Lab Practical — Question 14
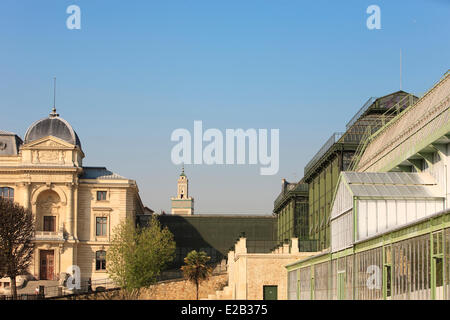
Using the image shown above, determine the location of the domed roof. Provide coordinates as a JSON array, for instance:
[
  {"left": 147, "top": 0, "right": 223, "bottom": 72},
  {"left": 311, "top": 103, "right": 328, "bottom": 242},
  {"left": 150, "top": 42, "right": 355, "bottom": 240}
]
[{"left": 24, "top": 108, "right": 81, "bottom": 148}]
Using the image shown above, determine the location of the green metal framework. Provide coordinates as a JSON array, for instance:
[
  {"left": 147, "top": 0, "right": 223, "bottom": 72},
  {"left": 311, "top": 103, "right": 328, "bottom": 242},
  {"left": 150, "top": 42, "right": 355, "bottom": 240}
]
[
  {"left": 286, "top": 209, "right": 450, "bottom": 300},
  {"left": 138, "top": 214, "right": 277, "bottom": 267},
  {"left": 274, "top": 182, "right": 310, "bottom": 243},
  {"left": 303, "top": 91, "right": 418, "bottom": 251},
  {"left": 349, "top": 93, "right": 418, "bottom": 171}
]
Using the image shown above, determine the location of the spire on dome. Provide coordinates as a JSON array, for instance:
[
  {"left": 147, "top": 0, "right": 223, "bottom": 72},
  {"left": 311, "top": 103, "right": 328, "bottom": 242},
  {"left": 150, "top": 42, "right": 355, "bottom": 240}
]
[
  {"left": 50, "top": 107, "right": 59, "bottom": 118},
  {"left": 49, "top": 77, "right": 59, "bottom": 118}
]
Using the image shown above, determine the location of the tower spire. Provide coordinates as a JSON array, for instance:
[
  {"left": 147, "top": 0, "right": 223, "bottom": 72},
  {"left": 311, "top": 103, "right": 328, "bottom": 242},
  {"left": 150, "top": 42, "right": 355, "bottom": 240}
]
[{"left": 50, "top": 77, "right": 59, "bottom": 118}]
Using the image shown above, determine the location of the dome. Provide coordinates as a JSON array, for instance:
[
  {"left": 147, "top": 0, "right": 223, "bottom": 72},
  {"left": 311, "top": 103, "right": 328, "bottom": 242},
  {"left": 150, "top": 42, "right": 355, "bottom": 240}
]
[{"left": 24, "top": 108, "right": 81, "bottom": 148}]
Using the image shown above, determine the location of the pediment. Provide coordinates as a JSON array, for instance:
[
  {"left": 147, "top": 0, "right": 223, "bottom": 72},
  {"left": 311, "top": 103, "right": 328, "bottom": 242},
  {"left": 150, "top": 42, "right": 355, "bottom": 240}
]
[{"left": 23, "top": 136, "right": 75, "bottom": 149}]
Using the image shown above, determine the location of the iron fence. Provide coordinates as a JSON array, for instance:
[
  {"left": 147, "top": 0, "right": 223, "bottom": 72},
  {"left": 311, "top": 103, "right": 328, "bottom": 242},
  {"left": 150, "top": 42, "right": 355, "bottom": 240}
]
[
  {"left": 245, "top": 239, "right": 319, "bottom": 254},
  {"left": 0, "top": 278, "right": 117, "bottom": 300},
  {"left": 0, "top": 294, "right": 44, "bottom": 301}
]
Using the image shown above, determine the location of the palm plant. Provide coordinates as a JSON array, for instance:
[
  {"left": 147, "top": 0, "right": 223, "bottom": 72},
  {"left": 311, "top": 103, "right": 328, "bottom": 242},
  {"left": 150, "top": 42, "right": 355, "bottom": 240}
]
[{"left": 181, "top": 250, "right": 212, "bottom": 300}]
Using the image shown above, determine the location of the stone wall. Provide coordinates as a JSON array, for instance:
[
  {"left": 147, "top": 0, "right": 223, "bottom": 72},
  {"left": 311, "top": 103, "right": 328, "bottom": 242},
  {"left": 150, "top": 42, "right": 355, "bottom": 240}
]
[
  {"left": 139, "top": 273, "right": 228, "bottom": 300},
  {"left": 227, "top": 237, "right": 320, "bottom": 300}
]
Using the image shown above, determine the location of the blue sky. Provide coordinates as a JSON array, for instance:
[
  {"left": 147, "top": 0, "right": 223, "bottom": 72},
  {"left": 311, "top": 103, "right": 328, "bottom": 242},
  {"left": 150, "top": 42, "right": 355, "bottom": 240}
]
[{"left": 1, "top": 0, "right": 449, "bottom": 214}]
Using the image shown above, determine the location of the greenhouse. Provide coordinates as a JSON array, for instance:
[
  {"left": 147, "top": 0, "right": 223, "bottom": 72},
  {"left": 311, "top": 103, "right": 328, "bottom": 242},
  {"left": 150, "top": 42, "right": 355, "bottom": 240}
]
[
  {"left": 287, "top": 208, "right": 450, "bottom": 300},
  {"left": 286, "top": 171, "right": 449, "bottom": 300}
]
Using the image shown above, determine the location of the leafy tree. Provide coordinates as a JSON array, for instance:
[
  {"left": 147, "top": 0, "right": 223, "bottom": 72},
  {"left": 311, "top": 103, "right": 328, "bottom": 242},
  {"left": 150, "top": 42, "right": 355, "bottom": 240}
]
[
  {"left": 107, "top": 216, "right": 175, "bottom": 294},
  {"left": 181, "top": 250, "right": 212, "bottom": 300},
  {"left": 0, "top": 198, "right": 35, "bottom": 299}
]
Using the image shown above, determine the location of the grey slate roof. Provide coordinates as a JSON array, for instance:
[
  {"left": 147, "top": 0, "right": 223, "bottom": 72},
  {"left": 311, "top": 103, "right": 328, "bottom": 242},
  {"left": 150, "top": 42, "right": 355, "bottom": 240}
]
[
  {"left": 342, "top": 172, "right": 443, "bottom": 198},
  {"left": 0, "top": 130, "right": 23, "bottom": 156},
  {"left": 80, "top": 167, "right": 127, "bottom": 180},
  {"left": 24, "top": 116, "right": 81, "bottom": 148}
]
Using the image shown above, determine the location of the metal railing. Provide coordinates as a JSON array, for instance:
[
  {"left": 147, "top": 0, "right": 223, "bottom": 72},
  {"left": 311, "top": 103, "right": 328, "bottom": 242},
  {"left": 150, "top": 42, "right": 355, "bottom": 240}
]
[
  {"left": 246, "top": 240, "right": 279, "bottom": 253},
  {"left": 0, "top": 278, "right": 118, "bottom": 300},
  {"left": 297, "top": 239, "right": 319, "bottom": 252},
  {"left": 346, "top": 97, "right": 378, "bottom": 130},
  {"left": 0, "top": 294, "right": 44, "bottom": 301},
  {"left": 347, "top": 125, "right": 373, "bottom": 171},
  {"left": 304, "top": 132, "right": 344, "bottom": 175},
  {"left": 274, "top": 183, "right": 308, "bottom": 210},
  {"left": 47, "top": 278, "right": 117, "bottom": 298},
  {"left": 245, "top": 239, "right": 319, "bottom": 254},
  {"left": 352, "top": 93, "right": 418, "bottom": 171}
]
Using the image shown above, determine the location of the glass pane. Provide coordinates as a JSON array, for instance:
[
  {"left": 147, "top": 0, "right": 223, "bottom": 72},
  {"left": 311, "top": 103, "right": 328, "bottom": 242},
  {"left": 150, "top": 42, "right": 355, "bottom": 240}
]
[
  {"left": 96, "top": 218, "right": 101, "bottom": 235},
  {"left": 43, "top": 216, "right": 56, "bottom": 232},
  {"left": 386, "top": 265, "right": 392, "bottom": 297},
  {"left": 436, "top": 258, "right": 443, "bottom": 287},
  {"left": 385, "top": 246, "right": 392, "bottom": 265},
  {"left": 96, "top": 217, "right": 107, "bottom": 236}
]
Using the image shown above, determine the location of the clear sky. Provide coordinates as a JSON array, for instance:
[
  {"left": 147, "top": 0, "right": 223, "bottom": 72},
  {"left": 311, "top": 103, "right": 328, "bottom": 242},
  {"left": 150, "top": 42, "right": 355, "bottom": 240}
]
[{"left": 1, "top": 0, "right": 449, "bottom": 214}]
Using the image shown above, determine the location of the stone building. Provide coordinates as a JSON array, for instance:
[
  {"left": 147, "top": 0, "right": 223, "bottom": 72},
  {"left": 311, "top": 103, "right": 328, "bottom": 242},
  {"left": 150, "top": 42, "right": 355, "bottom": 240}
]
[
  {"left": 0, "top": 108, "right": 144, "bottom": 284},
  {"left": 207, "top": 237, "right": 318, "bottom": 300}
]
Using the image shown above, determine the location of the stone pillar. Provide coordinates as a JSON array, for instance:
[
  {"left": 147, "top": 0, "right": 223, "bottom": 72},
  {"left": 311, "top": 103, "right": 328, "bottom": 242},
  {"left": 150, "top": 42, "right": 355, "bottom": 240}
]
[
  {"left": 22, "top": 182, "right": 31, "bottom": 210},
  {"left": 283, "top": 242, "right": 290, "bottom": 254},
  {"left": 291, "top": 238, "right": 299, "bottom": 254},
  {"left": 73, "top": 184, "right": 78, "bottom": 241},
  {"left": 66, "top": 183, "right": 74, "bottom": 240}
]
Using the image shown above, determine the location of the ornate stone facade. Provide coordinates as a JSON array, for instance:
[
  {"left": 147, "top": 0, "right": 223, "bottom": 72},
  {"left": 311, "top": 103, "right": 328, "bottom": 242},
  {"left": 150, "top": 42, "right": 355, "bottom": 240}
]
[{"left": 0, "top": 110, "right": 144, "bottom": 283}]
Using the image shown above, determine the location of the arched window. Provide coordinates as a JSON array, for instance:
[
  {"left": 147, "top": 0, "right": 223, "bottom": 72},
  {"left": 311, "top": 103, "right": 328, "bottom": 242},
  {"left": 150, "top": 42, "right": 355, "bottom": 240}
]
[
  {"left": 96, "top": 250, "right": 106, "bottom": 271},
  {"left": 0, "top": 187, "right": 14, "bottom": 201}
]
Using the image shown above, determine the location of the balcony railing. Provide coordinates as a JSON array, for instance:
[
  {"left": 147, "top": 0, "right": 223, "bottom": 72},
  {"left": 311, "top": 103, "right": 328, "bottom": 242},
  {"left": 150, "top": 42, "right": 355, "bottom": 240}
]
[{"left": 34, "top": 231, "right": 64, "bottom": 241}]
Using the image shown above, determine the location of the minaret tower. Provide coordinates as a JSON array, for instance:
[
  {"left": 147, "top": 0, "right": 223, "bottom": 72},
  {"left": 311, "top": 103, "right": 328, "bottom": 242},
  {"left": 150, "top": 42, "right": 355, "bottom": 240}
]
[{"left": 171, "top": 166, "right": 194, "bottom": 215}]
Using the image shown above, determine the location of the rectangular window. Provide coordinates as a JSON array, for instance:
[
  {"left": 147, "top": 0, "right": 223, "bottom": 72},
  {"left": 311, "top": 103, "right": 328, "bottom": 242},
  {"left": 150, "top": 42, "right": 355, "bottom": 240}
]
[
  {"left": 96, "top": 251, "right": 106, "bottom": 271},
  {"left": 0, "top": 187, "right": 14, "bottom": 201},
  {"left": 43, "top": 216, "right": 56, "bottom": 232},
  {"left": 97, "top": 191, "right": 107, "bottom": 201},
  {"left": 96, "top": 217, "right": 107, "bottom": 236}
]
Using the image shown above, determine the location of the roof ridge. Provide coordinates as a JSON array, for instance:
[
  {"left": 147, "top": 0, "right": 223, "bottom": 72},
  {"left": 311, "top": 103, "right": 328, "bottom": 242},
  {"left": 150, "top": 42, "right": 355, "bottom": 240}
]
[{"left": 0, "top": 130, "right": 17, "bottom": 135}]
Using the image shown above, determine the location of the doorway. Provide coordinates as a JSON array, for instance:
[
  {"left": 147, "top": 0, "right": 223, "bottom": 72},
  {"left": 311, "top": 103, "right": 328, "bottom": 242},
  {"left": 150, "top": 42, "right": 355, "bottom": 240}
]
[
  {"left": 39, "top": 250, "right": 54, "bottom": 280},
  {"left": 263, "top": 285, "right": 278, "bottom": 300},
  {"left": 337, "top": 272, "right": 346, "bottom": 300}
]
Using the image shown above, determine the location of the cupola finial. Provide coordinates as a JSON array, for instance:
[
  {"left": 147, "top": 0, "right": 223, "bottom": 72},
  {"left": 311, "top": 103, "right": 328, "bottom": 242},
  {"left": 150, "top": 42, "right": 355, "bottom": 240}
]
[{"left": 50, "top": 77, "right": 59, "bottom": 118}]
